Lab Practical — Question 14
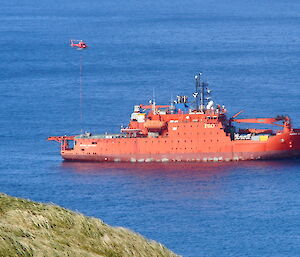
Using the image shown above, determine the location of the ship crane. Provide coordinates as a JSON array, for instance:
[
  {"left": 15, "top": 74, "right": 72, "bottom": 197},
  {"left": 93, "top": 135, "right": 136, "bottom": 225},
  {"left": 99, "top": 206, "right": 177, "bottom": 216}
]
[
  {"left": 232, "top": 116, "right": 290, "bottom": 127},
  {"left": 232, "top": 116, "right": 291, "bottom": 135}
]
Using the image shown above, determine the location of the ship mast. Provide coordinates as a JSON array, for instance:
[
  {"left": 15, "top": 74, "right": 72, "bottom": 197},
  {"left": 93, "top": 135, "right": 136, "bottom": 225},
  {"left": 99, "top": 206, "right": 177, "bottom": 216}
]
[
  {"left": 194, "top": 73, "right": 205, "bottom": 112},
  {"left": 194, "top": 73, "right": 212, "bottom": 112}
]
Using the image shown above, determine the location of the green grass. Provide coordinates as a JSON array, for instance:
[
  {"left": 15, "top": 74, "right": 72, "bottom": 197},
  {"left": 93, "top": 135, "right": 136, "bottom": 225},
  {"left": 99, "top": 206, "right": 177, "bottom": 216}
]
[{"left": 0, "top": 193, "right": 180, "bottom": 257}]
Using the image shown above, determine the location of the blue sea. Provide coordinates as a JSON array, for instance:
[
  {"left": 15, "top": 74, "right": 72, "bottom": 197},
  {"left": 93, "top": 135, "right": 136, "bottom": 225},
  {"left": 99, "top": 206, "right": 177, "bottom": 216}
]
[{"left": 1, "top": 0, "right": 300, "bottom": 256}]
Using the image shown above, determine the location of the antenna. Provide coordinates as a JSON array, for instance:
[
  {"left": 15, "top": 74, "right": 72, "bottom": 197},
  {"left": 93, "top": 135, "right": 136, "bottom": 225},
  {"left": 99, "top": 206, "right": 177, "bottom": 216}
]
[
  {"left": 152, "top": 88, "right": 156, "bottom": 114},
  {"left": 70, "top": 40, "right": 88, "bottom": 133}
]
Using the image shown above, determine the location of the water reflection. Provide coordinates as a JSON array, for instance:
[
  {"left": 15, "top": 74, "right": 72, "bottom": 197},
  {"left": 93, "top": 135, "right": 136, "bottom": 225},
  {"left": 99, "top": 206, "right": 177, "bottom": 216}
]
[
  {"left": 61, "top": 161, "right": 229, "bottom": 175},
  {"left": 59, "top": 159, "right": 300, "bottom": 178},
  {"left": 56, "top": 159, "right": 300, "bottom": 219}
]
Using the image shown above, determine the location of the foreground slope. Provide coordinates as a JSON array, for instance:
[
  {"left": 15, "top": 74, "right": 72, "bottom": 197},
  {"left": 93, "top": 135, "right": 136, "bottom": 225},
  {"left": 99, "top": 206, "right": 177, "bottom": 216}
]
[{"left": 0, "top": 193, "right": 179, "bottom": 257}]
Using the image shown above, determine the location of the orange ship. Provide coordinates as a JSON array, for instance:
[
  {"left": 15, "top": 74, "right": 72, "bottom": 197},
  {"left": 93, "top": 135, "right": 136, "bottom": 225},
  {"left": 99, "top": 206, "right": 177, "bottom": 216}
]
[{"left": 48, "top": 73, "right": 300, "bottom": 162}]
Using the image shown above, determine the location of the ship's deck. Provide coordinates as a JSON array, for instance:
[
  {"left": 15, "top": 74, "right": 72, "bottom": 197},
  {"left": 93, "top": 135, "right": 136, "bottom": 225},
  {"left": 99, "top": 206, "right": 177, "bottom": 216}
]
[{"left": 74, "top": 134, "right": 127, "bottom": 139}]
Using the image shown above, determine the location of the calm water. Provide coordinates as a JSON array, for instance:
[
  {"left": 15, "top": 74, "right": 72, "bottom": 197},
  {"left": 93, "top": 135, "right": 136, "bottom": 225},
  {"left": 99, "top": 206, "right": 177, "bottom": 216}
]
[{"left": 1, "top": 0, "right": 300, "bottom": 256}]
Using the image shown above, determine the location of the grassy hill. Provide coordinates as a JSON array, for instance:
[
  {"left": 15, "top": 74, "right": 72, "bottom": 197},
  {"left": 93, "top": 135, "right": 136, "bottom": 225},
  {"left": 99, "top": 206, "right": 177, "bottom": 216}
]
[{"left": 0, "top": 193, "right": 180, "bottom": 257}]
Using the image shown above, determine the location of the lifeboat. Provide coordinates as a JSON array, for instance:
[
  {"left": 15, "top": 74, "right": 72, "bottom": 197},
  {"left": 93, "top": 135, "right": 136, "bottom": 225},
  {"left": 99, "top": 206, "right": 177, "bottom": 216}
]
[{"left": 144, "top": 120, "right": 166, "bottom": 131}]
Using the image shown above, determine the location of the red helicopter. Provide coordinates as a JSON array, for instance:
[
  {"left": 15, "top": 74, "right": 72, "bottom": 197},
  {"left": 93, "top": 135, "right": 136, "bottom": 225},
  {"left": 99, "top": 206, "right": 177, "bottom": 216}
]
[{"left": 70, "top": 39, "right": 88, "bottom": 49}]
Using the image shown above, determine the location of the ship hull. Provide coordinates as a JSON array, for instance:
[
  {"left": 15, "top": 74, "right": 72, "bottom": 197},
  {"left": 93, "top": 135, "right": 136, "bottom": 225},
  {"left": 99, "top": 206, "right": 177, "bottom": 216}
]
[
  {"left": 59, "top": 129, "right": 300, "bottom": 162},
  {"left": 62, "top": 149, "right": 300, "bottom": 162}
]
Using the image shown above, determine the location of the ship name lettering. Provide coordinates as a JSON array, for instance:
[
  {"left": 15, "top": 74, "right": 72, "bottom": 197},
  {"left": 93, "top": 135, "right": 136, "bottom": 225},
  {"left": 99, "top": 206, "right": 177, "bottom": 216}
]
[{"left": 204, "top": 124, "right": 216, "bottom": 128}]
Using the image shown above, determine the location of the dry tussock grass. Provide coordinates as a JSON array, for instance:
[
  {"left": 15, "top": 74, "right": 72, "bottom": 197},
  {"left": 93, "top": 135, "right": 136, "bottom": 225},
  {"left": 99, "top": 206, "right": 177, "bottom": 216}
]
[{"left": 0, "top": 193, "right": 180, "bottom": 257}]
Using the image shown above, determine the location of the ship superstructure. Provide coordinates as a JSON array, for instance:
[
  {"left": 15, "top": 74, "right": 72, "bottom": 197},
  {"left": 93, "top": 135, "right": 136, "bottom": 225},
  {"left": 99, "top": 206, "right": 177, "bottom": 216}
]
[{"left": 49, "top": 74, "right": 300, "bottom": 162}]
